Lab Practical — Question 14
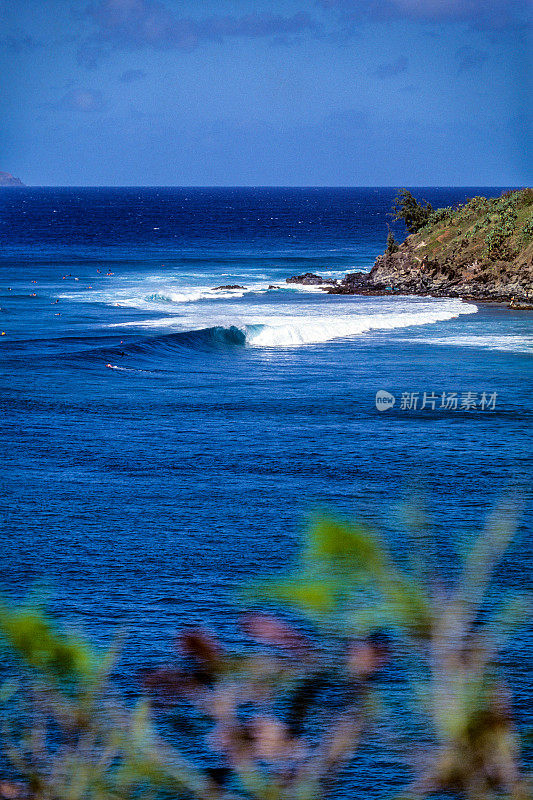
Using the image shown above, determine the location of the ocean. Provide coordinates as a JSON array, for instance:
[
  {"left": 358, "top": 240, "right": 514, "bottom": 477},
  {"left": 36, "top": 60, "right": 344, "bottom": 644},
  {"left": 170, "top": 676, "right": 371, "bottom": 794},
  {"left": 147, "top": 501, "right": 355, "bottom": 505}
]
[{"left": 0, "top": 187, "right": 531, "bottom": 794}]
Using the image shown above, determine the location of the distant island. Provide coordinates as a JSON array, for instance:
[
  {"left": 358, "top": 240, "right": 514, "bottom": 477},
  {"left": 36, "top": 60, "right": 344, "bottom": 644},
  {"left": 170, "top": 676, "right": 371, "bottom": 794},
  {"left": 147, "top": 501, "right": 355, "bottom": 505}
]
[
  {"left": 0, "top": 171, "right": 24, "bottom": 186},
  {"left": 287, "top": 188, "right": 533, "bottom": 308}
]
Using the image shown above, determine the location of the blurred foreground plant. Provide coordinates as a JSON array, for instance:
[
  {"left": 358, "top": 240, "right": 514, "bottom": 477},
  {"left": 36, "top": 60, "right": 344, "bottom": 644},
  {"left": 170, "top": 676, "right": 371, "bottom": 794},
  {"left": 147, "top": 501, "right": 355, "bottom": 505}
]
[{"left": 0, "top": 502, "right": 531, "bottom": 799}]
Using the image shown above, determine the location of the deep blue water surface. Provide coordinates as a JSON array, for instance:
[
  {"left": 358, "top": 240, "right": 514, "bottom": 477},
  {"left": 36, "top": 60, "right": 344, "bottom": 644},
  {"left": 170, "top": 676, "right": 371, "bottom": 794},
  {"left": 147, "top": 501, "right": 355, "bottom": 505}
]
[{"left": 0, "top": 188, "right": 531, "bottom": 794}]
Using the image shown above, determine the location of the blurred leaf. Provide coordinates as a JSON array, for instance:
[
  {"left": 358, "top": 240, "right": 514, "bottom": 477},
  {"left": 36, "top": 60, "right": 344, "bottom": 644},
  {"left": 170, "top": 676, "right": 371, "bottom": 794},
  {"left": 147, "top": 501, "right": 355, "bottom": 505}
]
[
  {"left": 243, "top": 578, "right": 337, "bottom": 614},
  {"left": 306, "top": 517, "right": 433, "bottom": 637},
  {"left": 0, "top": 602, "right": 95, "bottom": 681},
  {"left": 481, "top": 593, "right": 533, "bottom": 663},
  {"left": 293, "top": 778, "right": 322, "bottom": 800},
  {"left": 241, "top": 613, "right": 312, "bottom": 655},
  {"left": 381, "top": 578, "right": 433, "bottom": 639},
  {"left": 456, "top": 500, "right": 520, "bottom": 621},
  {"left": 179, "top": 628, "right": 223, "bottom": 669},
  {"left": 0, "top": 679, "right": 18, "bottom": 704},
  {"left": 345, "top": 591, "right": 430, "bottom": 640},
  {"left": 342, "top": 603, "right": 397, "bottom": 635},
  {"left": 304, "top": 515, "right": 390, "bottom": 579},
  {"left": 131, "top": 699, "right": 152, "bottom": 748},
  {"left": 394, "top": 494, "right": 434, "bottom": 584},
  {"left": 0, "top": 500, "right": 529, "bottom": 800}
]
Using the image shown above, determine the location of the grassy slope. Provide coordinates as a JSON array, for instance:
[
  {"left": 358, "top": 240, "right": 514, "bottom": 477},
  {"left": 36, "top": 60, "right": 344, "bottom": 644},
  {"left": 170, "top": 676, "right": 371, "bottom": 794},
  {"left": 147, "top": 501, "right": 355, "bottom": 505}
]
[{"left": 413, "top": 188, "right": 533, "bottom": 272}]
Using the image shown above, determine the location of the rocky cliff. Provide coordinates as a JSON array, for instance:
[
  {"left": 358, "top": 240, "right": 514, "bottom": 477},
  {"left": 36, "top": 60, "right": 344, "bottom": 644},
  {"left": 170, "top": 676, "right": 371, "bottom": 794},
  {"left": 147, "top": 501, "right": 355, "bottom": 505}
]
[
  {"left": 367, "top": 189, "right": 533, "bottom": 305},
  {"left": 288, "top": 189, "right": 533, "bottom": 307},
  {"left": 0, "top": 171, "right": 24, "bottom": 186}
]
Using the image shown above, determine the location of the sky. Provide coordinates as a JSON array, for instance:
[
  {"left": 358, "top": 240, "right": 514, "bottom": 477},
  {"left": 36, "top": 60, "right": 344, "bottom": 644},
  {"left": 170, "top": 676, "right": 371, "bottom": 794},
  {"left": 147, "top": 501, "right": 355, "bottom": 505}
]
[{"left": 1, "top": 0, "right": 531, "bottom": 186}]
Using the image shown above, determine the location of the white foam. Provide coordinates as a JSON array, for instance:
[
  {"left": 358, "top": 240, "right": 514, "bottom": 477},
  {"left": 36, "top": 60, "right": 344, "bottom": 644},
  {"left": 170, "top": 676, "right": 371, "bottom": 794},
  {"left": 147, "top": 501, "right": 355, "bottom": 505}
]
[
  {"left": 146, "top": 285, "right": 256, "bottom": 303},
  {"left": 244, "top": 306, "right": 477, "bottom": 347},
  {"left": 399, "top": 334, "right": 533, "bottom": 355},
  {"left": 58, "top": 279, "right": 326, "bottom": 309},
  {"left": 58, "top": 268, "right": 480, "bottom": 349},
  {"left": 105, "top": 364, "right": 156, "bottom": 373},
  {"left": 105, "top": 297, "right": 478, "bottom": 347}
]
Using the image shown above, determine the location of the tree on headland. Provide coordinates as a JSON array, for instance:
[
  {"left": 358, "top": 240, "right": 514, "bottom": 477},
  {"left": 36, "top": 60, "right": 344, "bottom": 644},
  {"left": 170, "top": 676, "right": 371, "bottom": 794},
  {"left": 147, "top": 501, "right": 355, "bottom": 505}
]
[
  {"left": 386, "top": 228, "right": 399, "bottom": 254},
  {"left": 393, "top": 188, "right": 433, "bottom": 233}
]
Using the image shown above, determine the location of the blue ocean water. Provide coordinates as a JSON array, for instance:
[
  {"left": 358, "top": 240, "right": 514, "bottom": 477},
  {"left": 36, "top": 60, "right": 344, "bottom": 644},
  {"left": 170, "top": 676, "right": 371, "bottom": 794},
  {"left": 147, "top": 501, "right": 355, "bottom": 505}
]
[{"left": 0, "top": 188, "right": 532, "bottom": 793}]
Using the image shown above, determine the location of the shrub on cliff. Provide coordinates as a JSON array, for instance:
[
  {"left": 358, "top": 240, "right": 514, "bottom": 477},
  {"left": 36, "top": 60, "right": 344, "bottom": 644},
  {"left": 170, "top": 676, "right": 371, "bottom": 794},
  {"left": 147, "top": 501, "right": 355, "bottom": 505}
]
[
  {"left": 392, "top": 189, "right": 434, "bottom": 233},
  {"left": 519, "top": 215, "right": 533, "bottom": 244},
  {"left": 427, "top": 206, "right": 454, "bottom": 226},
  {"left": 386, "top": 229, "right": 399, "bottom": 254},
  {"left": 466, "top": 196, "right": 490, "bottom": 213},
  {"left": 484, "top": 203, "right": 518, "bottom": 260}
]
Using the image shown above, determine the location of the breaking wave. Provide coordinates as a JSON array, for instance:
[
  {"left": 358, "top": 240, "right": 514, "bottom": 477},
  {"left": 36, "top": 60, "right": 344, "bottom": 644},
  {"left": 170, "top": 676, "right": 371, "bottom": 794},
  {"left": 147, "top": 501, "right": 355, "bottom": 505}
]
[
  {"left": 242, "top": 304, "right": 477, "bottom": 346},
  {"left": 83, "top": 300, "right": 478, "bottom": 365}
]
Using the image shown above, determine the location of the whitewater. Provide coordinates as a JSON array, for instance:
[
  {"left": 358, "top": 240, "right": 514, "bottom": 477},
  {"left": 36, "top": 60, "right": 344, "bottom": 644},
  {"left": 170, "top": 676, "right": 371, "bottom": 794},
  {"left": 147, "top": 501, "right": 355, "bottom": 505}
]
[{"left": 60, "top": 274, "right": 478, "bottom": 349}]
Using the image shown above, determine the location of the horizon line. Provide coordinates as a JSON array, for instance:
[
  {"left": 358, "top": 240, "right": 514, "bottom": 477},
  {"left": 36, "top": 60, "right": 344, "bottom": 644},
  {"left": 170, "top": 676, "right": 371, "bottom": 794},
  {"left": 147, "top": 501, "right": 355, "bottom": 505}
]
[{"left": 1, "top": 184, "right": 527, "bottom": 190}]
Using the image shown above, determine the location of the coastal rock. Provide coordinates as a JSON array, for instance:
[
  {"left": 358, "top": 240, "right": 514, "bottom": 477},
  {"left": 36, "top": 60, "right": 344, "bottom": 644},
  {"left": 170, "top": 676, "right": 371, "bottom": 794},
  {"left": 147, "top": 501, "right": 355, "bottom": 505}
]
[
  {"left": 327, "top": 271, "right": 375, "bottom": 294},
  {"left": 212, "top": 284, "right": 246, "bottom": 290},
  {"left": 0, "top": 171, "right": 24, "bottom": 187},
  {"left": 286, "top": 272, "right": 336, "bottom": 285},
  {"left": 365, "top": 246, "right": 533, "bottom": 304}
]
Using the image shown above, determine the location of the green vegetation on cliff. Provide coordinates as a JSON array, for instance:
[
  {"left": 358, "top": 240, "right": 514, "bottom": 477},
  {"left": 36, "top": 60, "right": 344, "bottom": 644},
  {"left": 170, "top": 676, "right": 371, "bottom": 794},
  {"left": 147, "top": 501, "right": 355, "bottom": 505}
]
[
  {"left": 370, "top": 188, "right": 533, "bottom": 303},
  {"left": 393, "top": 188, "right": 434, "bottom": 233},
  {"left": 410, "top": 188, "right": 533, "bottom": 267}
]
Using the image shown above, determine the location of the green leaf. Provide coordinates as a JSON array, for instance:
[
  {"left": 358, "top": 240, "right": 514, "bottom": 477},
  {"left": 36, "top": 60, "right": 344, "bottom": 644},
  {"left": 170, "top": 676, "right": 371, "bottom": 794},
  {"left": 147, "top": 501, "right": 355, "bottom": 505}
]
[
  {"left": 381, "top": 578, "right": 433, "bottom": 639},
  {"left": 243, "top": 578, "right": 337, "bottom": 613},
  {"left": 0, "top": 602, "right": 95, "bottom": 681},
  {"left": 482, "top": 593, "right": 532, "bottom": 655},
  {"left": 304, "top": 515, "right": 390, "bottom": 579},
  {"left": 344, "top": 578, "right": 433, "bottom": 639}
]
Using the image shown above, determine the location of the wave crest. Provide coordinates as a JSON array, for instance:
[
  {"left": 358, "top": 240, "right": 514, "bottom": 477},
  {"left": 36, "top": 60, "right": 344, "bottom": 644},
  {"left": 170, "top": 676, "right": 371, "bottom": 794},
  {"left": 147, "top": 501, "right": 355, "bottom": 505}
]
[
  {"left": 244, "top": 303, "right": 478, "bottom": 346},
  {"left": 94, "top": 301, "right": 478, "bottom": 359}
]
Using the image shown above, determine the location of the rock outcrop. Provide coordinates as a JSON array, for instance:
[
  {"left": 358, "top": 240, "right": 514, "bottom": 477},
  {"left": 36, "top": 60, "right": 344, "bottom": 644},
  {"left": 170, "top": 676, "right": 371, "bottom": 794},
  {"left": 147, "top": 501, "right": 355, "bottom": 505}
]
[
  {"left": 0, "top": 171, "right": 24, "bottom": 187},
  {"left": 285, "top": 273, "right": 336, "bottom": 285},
  {"left": 287, "top": 189, "right": 533, "bottom": 306}
]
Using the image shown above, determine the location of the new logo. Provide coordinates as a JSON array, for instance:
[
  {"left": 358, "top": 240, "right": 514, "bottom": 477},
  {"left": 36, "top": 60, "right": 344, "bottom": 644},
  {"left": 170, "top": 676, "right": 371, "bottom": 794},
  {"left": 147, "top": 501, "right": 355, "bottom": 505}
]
[{"left": 375, "top": 390, "right": 396, "bottom": 411}]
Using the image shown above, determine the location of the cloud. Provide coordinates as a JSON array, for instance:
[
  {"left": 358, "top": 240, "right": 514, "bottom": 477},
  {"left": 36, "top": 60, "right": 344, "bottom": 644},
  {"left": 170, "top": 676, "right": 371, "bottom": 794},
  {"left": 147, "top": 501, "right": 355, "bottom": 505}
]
[
  {"left": 79, "top": 0, "right": 318, "bottom": 64},
  {"left": 374, "top": 55, "right": 408, "bottom": 78},
  {"left": 318, "top": 0, "right": 531, "bottom": 30},
  {"left": 456, "top": 46, "right": 488, "bottom": 73},
  {"left": 119, "top": 68, "right": 147, "bottom": 82},
  {"left": 54, "top": 89, "right": 106, "bottom": 112}
]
